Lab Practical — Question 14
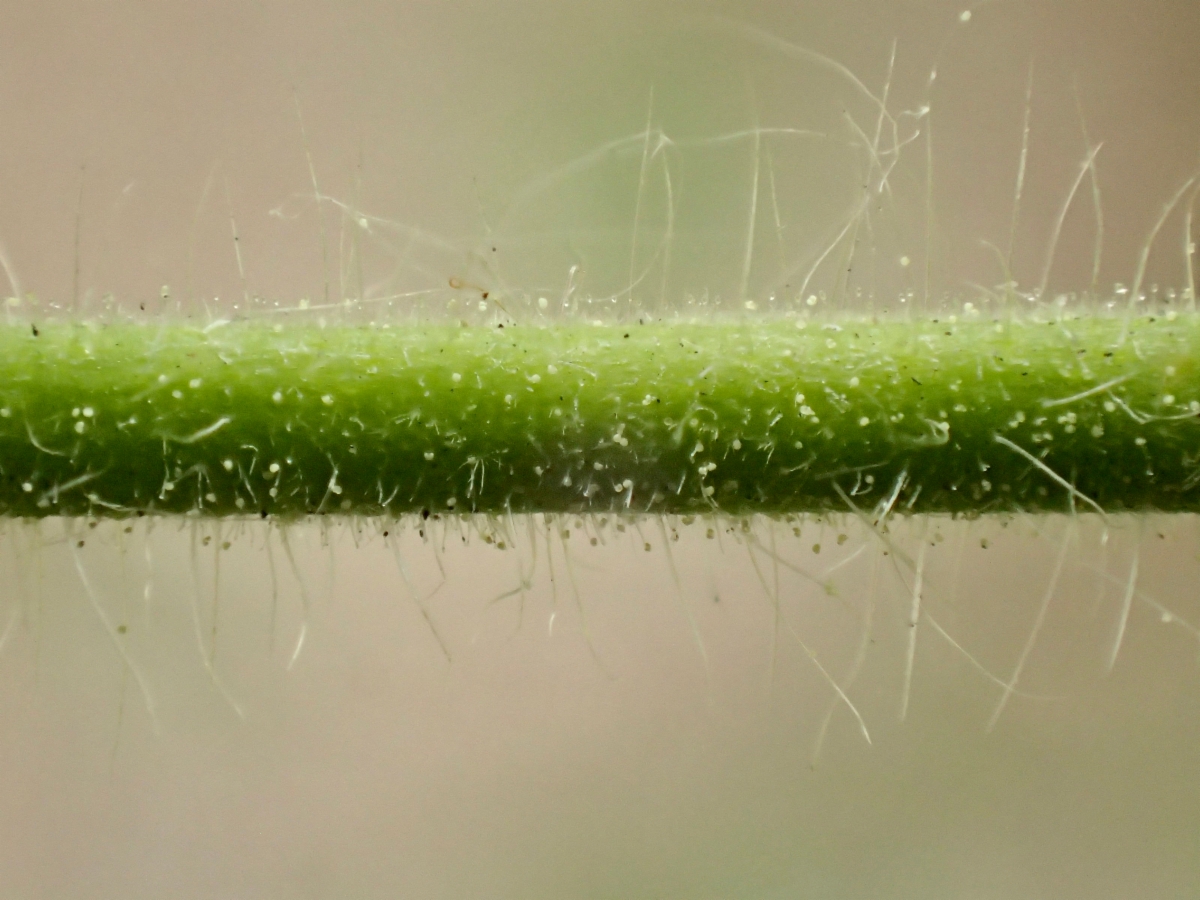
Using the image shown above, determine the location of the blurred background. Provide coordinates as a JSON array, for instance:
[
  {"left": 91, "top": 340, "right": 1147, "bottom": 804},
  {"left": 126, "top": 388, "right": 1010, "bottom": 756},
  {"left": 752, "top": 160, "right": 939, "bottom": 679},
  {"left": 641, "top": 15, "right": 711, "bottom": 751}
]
[{"left": 1, "top": 1, "right": 1199, "bottom": 897}]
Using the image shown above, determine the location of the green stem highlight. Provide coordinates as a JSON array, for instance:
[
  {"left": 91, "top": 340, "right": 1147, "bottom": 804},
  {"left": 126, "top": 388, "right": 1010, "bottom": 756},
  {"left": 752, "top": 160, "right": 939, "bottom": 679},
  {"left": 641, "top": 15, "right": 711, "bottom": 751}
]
[{"left": 0, "top": 312, "right": 1197, "bottom": 519}]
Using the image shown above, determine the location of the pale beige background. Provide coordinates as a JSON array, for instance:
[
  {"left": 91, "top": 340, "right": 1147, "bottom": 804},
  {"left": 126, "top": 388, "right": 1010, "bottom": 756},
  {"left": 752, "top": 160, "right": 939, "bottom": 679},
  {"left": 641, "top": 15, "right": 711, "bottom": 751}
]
[{"left": 0, "top": 2, "right": 1199, "bottom": 898}]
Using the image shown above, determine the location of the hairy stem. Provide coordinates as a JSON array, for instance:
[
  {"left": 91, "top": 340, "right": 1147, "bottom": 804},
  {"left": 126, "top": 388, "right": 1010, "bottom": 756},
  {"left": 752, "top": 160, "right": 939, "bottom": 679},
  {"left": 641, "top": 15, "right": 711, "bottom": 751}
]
[{"left": 0, "top": 311, "right": 1197, "bottom": 518}]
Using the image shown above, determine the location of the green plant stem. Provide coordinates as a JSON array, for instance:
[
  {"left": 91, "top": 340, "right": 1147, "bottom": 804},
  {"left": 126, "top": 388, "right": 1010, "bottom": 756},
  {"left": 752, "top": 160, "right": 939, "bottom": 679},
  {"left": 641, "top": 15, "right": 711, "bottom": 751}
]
[{"left": 0, "top": 312, "right": 1197, "bottom": 519}]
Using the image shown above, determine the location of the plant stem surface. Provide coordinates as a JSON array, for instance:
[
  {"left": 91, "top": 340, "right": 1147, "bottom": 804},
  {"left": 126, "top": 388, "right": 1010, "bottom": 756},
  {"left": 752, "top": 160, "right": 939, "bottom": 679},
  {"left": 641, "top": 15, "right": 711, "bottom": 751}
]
[{"left": 0, "top": 313, "right": 1196, "bottom": 518}]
